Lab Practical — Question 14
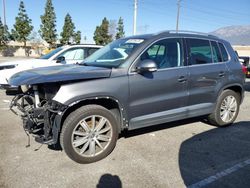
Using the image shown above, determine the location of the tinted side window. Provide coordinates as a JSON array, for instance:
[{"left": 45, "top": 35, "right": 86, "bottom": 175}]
[
  {"left": 211, "top": 41, "right": 222, "bottom": 63},
  {"left": 88, "top": 48, "right": 99, "bottom": 57},
  {"left": 218, "top": 43, "right": 229, "bottom": 62},
  {"left": 188, "top": 39, "right": 212, "bottom": 65},
  {"left": 140, "top": 38, "right": 183, "bottom": 69},
  {"left": 146, "top": 44, "right": 165, "bottom": 58}
]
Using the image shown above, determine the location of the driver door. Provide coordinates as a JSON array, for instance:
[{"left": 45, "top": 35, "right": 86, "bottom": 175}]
[{"left": 128, "top": 38, "right": 189, "bottom": 129}]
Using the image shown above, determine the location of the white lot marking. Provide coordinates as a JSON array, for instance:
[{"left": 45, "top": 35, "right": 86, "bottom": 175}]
[
  {"left": 188, "top": 159, "right": 250, "bottom": 188},
  {"left": 3, "top": 100, "right": 10, "bottom": 103}
]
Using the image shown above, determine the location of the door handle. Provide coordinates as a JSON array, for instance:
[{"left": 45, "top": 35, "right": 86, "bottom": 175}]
[
  {"left": 178, "top": 76, "right": 187, "bottom": 83},
  {"left": 219, "top": 71, "right": 225, "bottom": 77}
]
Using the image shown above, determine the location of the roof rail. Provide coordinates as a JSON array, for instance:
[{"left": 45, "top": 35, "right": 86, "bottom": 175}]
[
  {"left": 157, "top": 30, "right": 218, "bottom": 38},
  {"left": 71, "top": 43, "right": 103, "bottom": 46}
]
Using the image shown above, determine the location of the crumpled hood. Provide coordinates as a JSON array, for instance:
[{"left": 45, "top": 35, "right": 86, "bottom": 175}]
[{"left": 9, "top": 64, "right": 112, "bottom": 86}]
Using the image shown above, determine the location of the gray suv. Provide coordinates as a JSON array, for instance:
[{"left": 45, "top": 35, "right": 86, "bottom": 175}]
[{"left": 9, "top": 31, "right": 245, "bottom": 163}]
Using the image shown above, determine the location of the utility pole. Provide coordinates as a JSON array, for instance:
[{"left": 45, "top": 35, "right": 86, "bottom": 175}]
[
  {"left": 2, "top": 0, "right": 6, "bottom": 26},
  {"left": 133, "top": 0, "right": 138, "bottom": 35},
  {"left": 176, "top": 0, "right": 181, "bottom": 32}
]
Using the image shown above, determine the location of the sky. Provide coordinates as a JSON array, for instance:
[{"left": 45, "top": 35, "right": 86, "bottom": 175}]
[{"left": 1, "top": 0, "right": 250, "bottom": 43}]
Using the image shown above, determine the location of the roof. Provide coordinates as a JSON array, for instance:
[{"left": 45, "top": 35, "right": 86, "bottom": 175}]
[
  {"left": 123, "top": 30, "right": 220, "bottom": 41},
  {"left": 61, "top": 44, "right": 103, "bottom": 49}
]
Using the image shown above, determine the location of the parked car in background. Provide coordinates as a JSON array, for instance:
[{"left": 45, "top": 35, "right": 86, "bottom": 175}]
[
  {"left": 0, "top": 44, "right": 102, "bottom": 91},
  {"left": 239, "top": 56, "right": 250, "bottom": 77},
  {"left": 241, "top": 63, "right": 248, "bottom": 76},
  {"left": 9, "top": 31, "right": 245, "bottom": 164}
]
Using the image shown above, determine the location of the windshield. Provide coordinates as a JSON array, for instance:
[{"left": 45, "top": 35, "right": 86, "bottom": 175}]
[
  {"left": 39, "top": 47, "right": 63, "bottom": 59},
  {"left": 83, "top": 38, "right": 144, "bottom": 68}
]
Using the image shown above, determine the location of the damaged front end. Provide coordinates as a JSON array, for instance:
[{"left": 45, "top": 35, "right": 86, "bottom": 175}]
[{"left": 10, "top": 84, "right": 67, "bottom": 145}]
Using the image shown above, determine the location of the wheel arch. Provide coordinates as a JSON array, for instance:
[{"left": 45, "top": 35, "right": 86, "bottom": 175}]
[
  {"left": 59, "top": 96, "right": 128, "bottom": 133},
  {"left": 219, "top": 84, "right": 244, "bottom": 103}
]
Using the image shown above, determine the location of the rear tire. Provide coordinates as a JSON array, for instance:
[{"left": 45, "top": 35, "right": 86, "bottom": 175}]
[
  {"left": 207, "top": 90, "right": 240, "bottom": 127},
  {"left": 60, "top": 105, "right": 118, "bottom": 164}
]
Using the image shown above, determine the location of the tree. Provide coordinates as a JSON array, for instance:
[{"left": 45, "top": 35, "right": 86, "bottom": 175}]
[
  {"left": 40, "top": 0, "right": 57, "bottom": 47},
  {"left": 109, "top": 19, "right": 117, "bottom": 40},
  {"left": 73, "top": 30, "right": 81, "bottom": 44},
  {"left": 116, "top": 17, "right": 125, "bottom": 39},
  {"left": 93, "top": 17, "right": 112, "bottom": 45},
  {"left": 60, "top": 13, "right": 75, "bottom": 45},
  {"left": 11, "top": 1, "right": 33, "bottom": 49},
  {"left": 29, "top": 31, "right": 43, "bottom": 55},
  {"left": 0, "top": 17, "right": 10, "bottom": 50}
]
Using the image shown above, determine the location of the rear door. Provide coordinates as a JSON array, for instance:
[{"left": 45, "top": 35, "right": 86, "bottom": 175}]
[
  {"left": 128, "top": 38, "right": 189, "bottom": 129},
  {"left": 186, "top": 38, "right": 227, "bottom": 111}
]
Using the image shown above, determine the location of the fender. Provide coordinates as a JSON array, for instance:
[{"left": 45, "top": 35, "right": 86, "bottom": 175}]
[{"left": 52, "top": 95, "right": 128, "bottom": 140}]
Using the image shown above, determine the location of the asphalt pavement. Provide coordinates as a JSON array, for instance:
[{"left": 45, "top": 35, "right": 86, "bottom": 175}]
[{"left": 0, "top": 74, "right": 250, "bottom": 187}]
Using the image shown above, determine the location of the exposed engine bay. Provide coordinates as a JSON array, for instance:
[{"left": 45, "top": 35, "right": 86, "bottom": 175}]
[{"left": 10, "top": 84, "right": 67, "bottom": 145}]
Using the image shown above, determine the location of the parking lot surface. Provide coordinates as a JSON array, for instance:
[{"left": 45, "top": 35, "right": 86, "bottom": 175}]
[{"left": 0, "top": 79, "right": 250, "bottom": 188}]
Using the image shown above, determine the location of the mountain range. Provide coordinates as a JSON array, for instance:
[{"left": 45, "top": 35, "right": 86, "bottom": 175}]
[{"left": 210, "top": 25, "right": 250, "bottom": 45}]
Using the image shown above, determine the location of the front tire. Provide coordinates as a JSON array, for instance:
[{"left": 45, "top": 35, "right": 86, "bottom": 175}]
[
  {"left": 207, "top": 90, "right": 240, "bottom": 127},
  {"left": 60, "top": 105, "right": 118, "bottom": 164}
]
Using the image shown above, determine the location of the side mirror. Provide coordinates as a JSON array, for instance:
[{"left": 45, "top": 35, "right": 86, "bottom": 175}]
[
  {"left": 56, "top": 56, "right": 65, "bottom": 63},
  {"left": 136, "top": 59, "right": 157, "bottom": 73}
]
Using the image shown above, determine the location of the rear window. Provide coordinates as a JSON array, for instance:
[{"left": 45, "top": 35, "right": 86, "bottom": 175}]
[
  {"left": 218, "top": 43, "right": 229, "bottom": 62},
  {"left": 188, "top": 39, "right": 212, "bottom": 65},
  {"left": 211, "top": 41, "right": 222, "bottom": 63}
]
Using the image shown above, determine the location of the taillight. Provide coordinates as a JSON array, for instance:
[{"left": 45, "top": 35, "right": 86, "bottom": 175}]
[{"left": 242, "top": 65, "right": 247, "bottom": 74}]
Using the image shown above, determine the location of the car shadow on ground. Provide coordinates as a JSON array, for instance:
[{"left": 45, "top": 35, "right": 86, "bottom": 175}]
[
  {"left": 179, "top": 121, "right": 250, "bottom": 187},
  {"left": 120, "top": 117, "right": 204, "bottom": 138}
]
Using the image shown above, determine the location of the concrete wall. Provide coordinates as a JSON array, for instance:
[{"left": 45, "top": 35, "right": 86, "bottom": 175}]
[
  {"left": 0, "top": 41, "right": 48, "bottom": 57},
  {"left": 0, "top": 46, "right": 42, "bottom": 57}
]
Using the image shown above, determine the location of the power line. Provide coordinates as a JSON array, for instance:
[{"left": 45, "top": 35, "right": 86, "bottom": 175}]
[
  {"left": 142, "top": 0, "right": 248, "bottom": 29},
  {"left": 140, "top": 0, "right": 170, "bottom": 6},
  {"left": 181, "top": 16, "right": 231, "bottom": 28},
  {"left": 182, "top": 5, "right": 249, "bottom": 23},
  {"left": 181, "top": 1, "right": 250, "bottom": 17},
  {"left": 138, "top": 5, "right": 237, "bottom": 28},
  {"left": 107, "top": 0, "right": 133, "bottom": 7}
]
